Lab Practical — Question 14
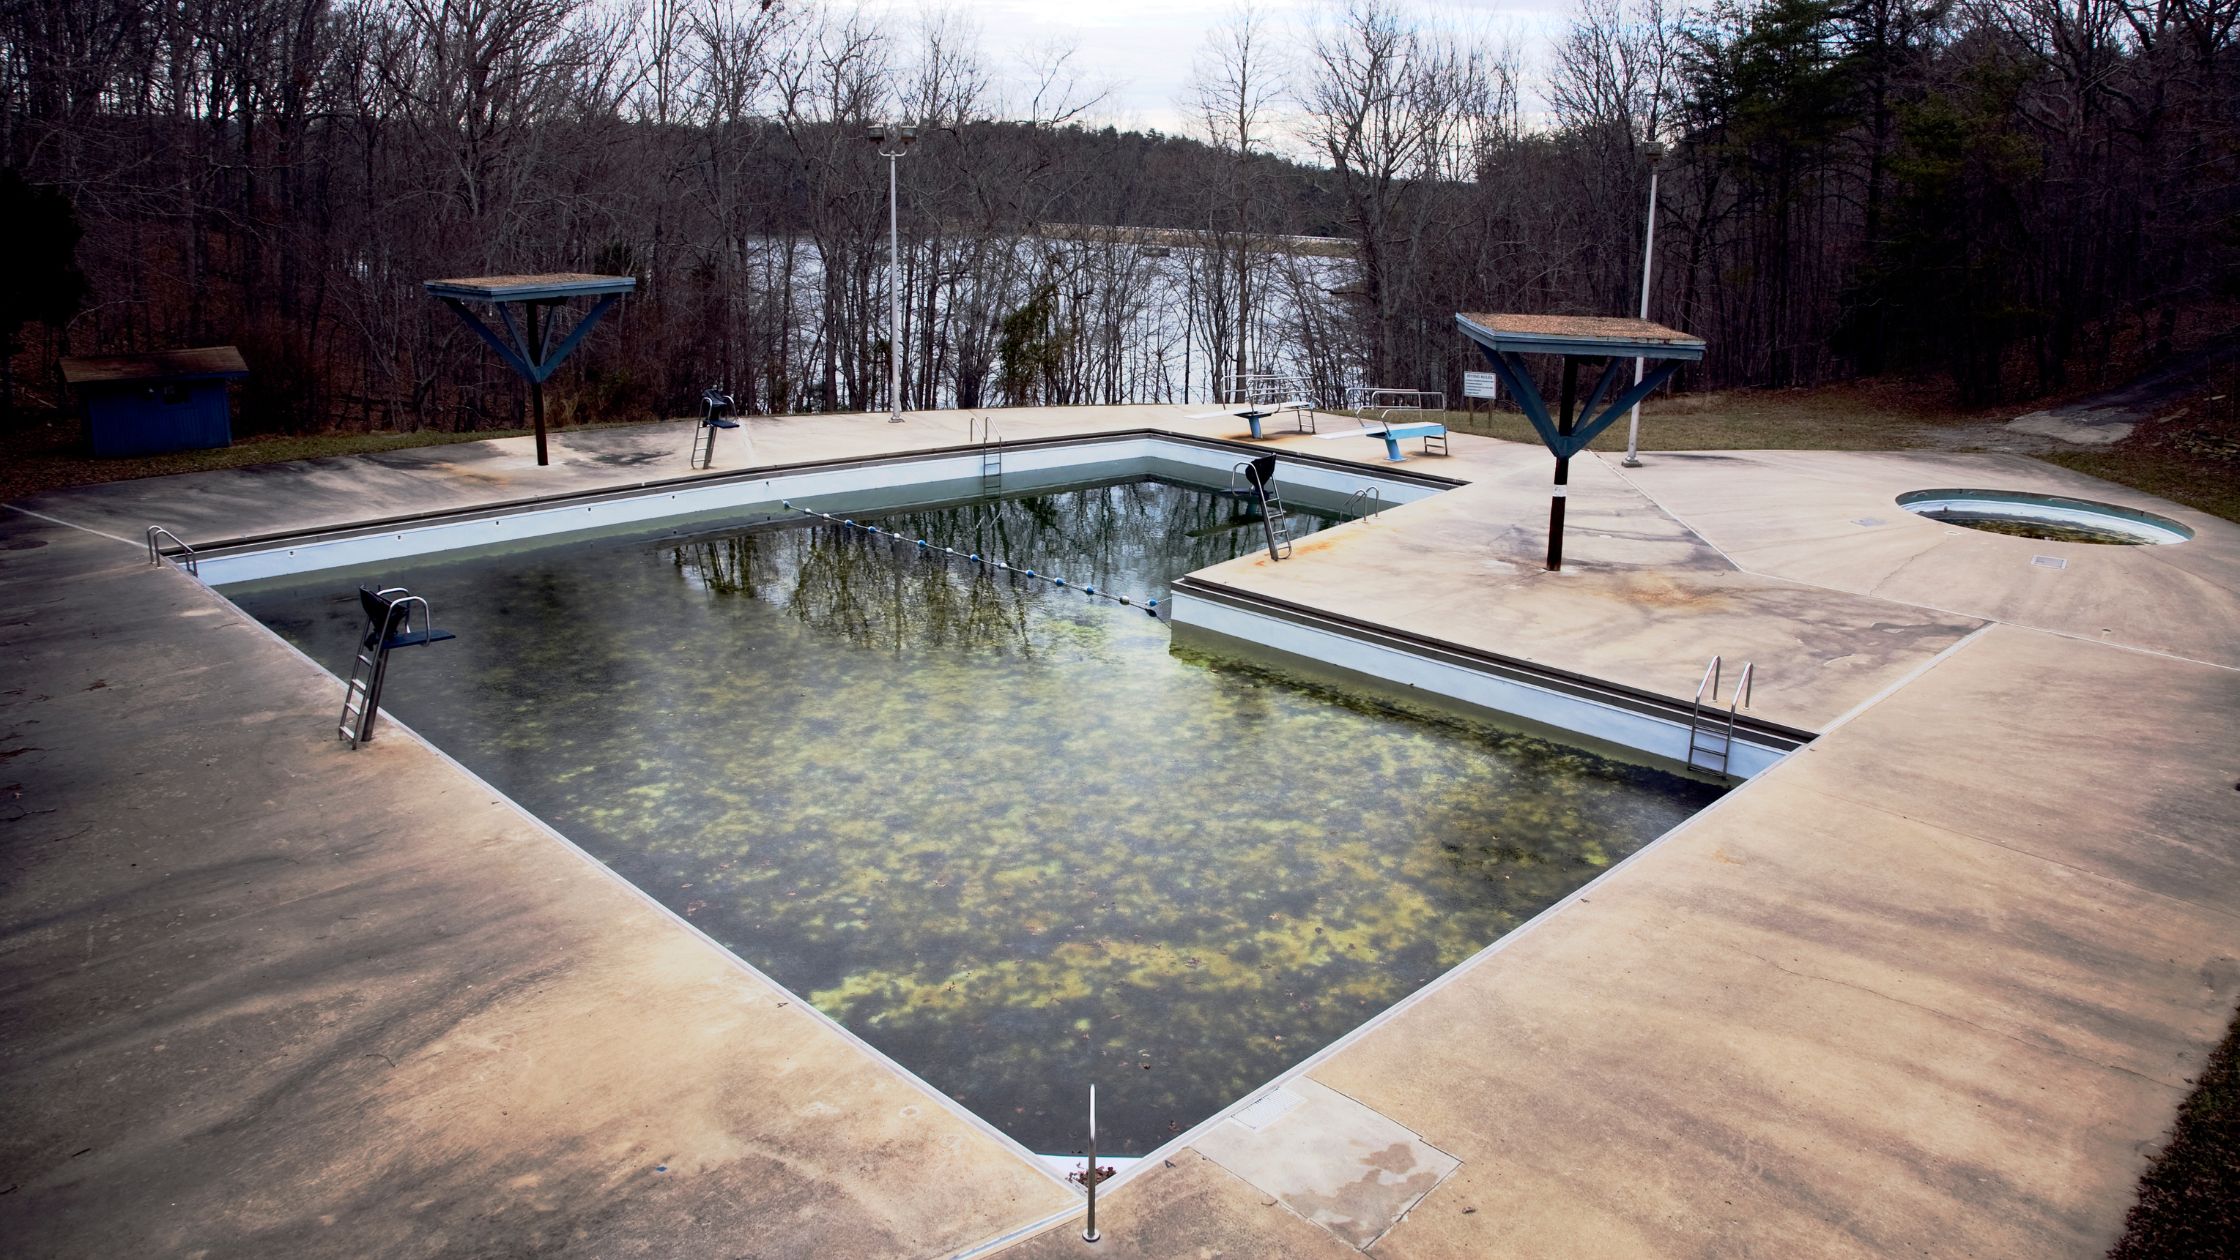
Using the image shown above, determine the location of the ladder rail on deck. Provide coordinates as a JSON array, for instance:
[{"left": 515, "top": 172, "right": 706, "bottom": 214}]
[
  {"left": 971, "top": 414, "right": 1002, "bottom": 489},
  {"left": 145, "top": 526, "right": 198, "bottom": 575},
  {"left": 1685, "top": 656, "right": 1754, "bottom": 775}
]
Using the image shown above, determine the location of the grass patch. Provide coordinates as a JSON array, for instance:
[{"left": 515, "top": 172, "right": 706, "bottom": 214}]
[
  {"left": 2109, "top": 1004, "right": 2240, "bottom": 1259},
  {"left": 1437, "top": 378, "right": 2002, "bottom": 452},
  {"left": 2043, "top": 395, "right": 2240, "bottom": 526}
]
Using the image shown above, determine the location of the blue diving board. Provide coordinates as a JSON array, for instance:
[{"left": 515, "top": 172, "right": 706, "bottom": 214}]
[{"left": 1318, "top": 419, "right": 1449, "bottom": 462}]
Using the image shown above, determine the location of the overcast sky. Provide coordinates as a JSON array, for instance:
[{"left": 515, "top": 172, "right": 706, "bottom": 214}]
[{"left": 932, "top": 0, "right": 1578, "bottom": 140}]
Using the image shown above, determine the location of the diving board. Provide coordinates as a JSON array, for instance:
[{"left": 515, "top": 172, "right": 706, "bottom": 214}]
[{"left": 1455, "top": 313, "right": 1704, "bottom": 570}]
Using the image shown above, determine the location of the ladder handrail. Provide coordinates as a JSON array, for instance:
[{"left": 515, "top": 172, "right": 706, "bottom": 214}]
[
  {"left": 1692, "top": 655, "right": 1722, "bottom": 721},
  {"left": 1686, "top": 655, "right": 1753, "bottom": 775},
  {"left": 1342, "top": 486, "right": 1383, "bottom": 521},
  {"left": 1719, "top": 661, "right": 1753, "bottom": 770},
  {"left": 145, "top": 526, "right": 197, "bottom": 575},
  {"left": 369, "top": 590, "right": 433, "bottom": 645}
]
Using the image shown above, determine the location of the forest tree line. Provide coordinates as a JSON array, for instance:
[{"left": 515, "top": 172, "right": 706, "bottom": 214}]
[{"left": 2, "top": 0, "right": 2235, "bottom": 434}]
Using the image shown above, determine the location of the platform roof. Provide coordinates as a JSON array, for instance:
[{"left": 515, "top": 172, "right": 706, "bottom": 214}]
[
  {"left": 61, "top": 346, "right": 249, "bottom": 386},
  {"left": 422, "top": 273, "right": 637, "bottom": 303},
  {"left": 1456, "top": 312, "right": 1705, "bottom": 362}
]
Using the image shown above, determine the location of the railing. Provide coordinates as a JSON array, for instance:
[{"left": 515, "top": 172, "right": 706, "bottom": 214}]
[
  {"left": 145, "top": 526, "right": 197, "bottom": 575},
  {"left": 1345, "top": 386, "right": 1447, "bottom": 418},
  {"left": 1342, "top": 486, "right": 1384, "bottom": 522},
  {"left": 1223, "top": 372, "right": 1315, "bottom": 408},
  {"left": 1687, "top": 656, "right": 1754, "bottom": 775},
  {"left": 970, "top": 415, "right": 1002, "bottom": 488}
]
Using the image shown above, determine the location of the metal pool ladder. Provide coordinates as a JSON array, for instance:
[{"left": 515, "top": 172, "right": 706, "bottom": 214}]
[
  {"left": 1342, "top": 485, "right": 1384, "bottom": 522},
  {"left": 1232, "top": 457, "right": 1293, "bottom": 561},
  {"left": 971, "top": 414, "right": 1002, "bottom": 490},
  {"left": 1687, "top": 656, "right": 1754, "bottom": 775},
  {"left": 145, "top": 525, "right": 197, "bottom": 575},
  {"left": 339, "top": 586, "right": 455, "bottom": 748}
]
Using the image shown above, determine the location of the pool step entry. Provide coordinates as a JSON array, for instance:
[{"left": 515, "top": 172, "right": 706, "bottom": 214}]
[
  {"left": 339, "top": 586, "right": 455, "bottom": 748},
  {"left": 688, "top": 385, "right": 739, "bottom": 470},
  {"left": 971, "top": 414, "right": 1002, "bottom": 490},
  {"left": 145, "top": 525, "right": 198, "bottom": 575},
  {"left": 1233, "top": 457, "right": 1294, "bottom": 561},
  {"left": 1685, "top": 656, "right": 1754, "bottom": 776}
]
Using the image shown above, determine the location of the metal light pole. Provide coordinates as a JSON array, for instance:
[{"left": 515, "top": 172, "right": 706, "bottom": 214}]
[
  {"left": 1621, "top": 139, "right": 1666, "bottom": 468},
  {"left": 868, "top": 123, "right": 918, "bottom": 422}
]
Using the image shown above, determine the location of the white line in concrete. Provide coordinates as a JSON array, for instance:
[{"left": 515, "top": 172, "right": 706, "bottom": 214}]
[{"left": 0, "top": 502, "right": 143, "bottom": 548}]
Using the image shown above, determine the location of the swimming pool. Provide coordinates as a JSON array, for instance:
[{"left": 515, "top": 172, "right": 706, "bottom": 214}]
[{"left": 222, "top": 474, "right": 1720, "bottom": 1155}]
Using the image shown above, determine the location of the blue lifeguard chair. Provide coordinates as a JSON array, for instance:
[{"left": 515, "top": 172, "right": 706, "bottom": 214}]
[{"left": 690, "top": 385, "right": 740, "bottom": 469}]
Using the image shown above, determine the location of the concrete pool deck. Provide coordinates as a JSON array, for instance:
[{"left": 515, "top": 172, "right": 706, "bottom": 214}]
[{"left": 4, "top": 404, "right": 2236, "bottom": 1257}]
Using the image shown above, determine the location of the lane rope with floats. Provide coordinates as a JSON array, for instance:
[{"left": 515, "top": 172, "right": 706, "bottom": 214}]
[{"left": 782, "top": 502, "right": 1164, "bottom": 618}]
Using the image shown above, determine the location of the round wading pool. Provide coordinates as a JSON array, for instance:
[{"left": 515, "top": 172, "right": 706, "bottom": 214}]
[{"left": 1896, "top": 488, "right": 2193, "bottom": 546}]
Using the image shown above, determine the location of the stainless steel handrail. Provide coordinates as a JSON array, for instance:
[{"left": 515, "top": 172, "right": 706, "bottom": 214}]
[
  {"left": 145, "top": 526, "right": 197, "bottom": 575},
  {"left": 1687, "top": 655, "right": 1754, "bottom": 774},
  {"left": 1721, "top": 661, "right": 1754, "bottom": 769},
  {"left": 1346, "top": 386, "right": 1447, "bottom": 415}
]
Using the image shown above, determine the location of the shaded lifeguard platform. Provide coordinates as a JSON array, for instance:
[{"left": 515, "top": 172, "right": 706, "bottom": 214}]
[
  {"left": 424, "top": 272, "right": 635, "bottom": 466},
  {"left": 1457, "top": 313, "right": 1704, "bottom": 569}
]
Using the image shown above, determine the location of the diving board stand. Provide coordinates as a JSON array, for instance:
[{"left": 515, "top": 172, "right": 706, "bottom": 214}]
[
  {"left": 425, "top": 273, "right": 637, "bottom": 466},
  {"left": 1455, "top": 313, "right": 1705, "bottom": 571}
]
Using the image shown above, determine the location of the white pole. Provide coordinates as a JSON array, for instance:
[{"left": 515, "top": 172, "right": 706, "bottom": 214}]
[
  {"left": 1622, "top": 160, "right": 1661, "bottom": 468},
  {"left": 1082, "top": 1083, "right": 1100, "bottom": 1243},
  {"left": 887, "top": 152, "right": 904, "bottom": 423}
]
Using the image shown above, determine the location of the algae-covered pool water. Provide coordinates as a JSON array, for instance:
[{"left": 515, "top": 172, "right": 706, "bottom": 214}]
[{"left": 227, "top": 476, "right": 1720, "bottom": 1155}]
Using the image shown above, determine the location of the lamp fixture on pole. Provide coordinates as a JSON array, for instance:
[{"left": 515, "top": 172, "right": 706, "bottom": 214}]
[
  {"left": 868, "top": 122, "right": 918, "bottom": 423},
  {"left": 1621, "top": 138, "right": 1666, "bottom": 469}
]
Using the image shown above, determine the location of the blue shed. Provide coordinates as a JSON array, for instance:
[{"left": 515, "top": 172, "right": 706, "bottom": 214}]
[{"left": 62, "top": 347, "right": 247, "bottom": 458}]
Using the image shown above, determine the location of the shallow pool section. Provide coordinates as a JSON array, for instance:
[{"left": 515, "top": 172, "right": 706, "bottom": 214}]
[
  {"left": 1897, "top": 488, "right": 2193, "bottom": 545},
  {"left": 226, "top": 476, "right": 1719, "bottom": 1155}
]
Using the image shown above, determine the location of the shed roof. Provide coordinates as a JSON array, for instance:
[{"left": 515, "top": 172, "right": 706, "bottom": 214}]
[
  {"left": 1456, "top": 312, "right": 1705, "bottom": 361},
  {"left": 422, "top": 273, "right": 638, "bottom": 302},
  {"left": 61, "top": 347, "right": 249, "bottom": 386}
]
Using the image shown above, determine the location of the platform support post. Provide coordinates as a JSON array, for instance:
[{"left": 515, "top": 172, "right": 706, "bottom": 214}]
[
  {"left": 1548, "top": 357, "right": 1580, "bottom": 571},
  {"left": 527, "top": 303, "right": 548, "bottom": 466}
]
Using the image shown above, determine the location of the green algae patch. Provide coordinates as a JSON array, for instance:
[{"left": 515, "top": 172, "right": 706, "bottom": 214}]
[{"left": 231, "top": 477, "right": 1720, "bottom": 1154}]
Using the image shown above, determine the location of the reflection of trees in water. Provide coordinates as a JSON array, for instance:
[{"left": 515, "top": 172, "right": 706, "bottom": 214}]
[
  {"left": 666, "top": 480, "right": 1333, "bottom": 657},
  {"left": 673, "top": 526, "right": 1036, "bottom": 654},
  {"left": 875, "top": 479, "right": 1332, "bottom": 593},
  {"left": 673, "top": 534, "right": 770, "bottom": 598}
]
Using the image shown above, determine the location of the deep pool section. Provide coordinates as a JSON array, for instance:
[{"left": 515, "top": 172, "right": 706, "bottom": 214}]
[{"left": 227, "top": 477, "right": 1720, "bottom": 1155}]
